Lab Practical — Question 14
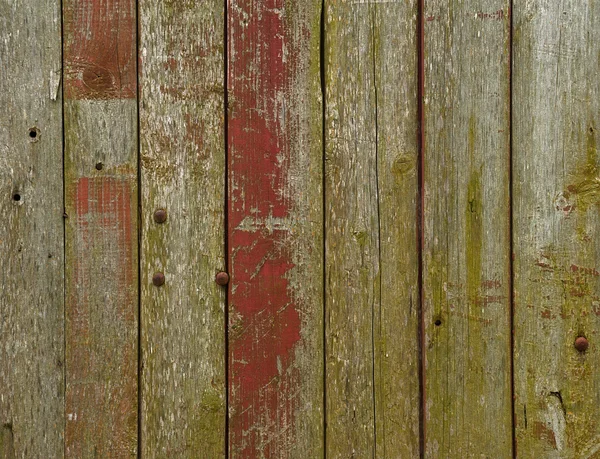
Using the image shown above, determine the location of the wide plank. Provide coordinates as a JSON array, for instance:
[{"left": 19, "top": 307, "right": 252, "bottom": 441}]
[
  {"left": 138, "top": 0, "right": 226, "bottom": 456},
  {"left": 324, "top": 0, "right": 421, "bottom": 456},
  {"left": 513, "top": 1, "right": 600, "bottom": 456},
  {"left": 422, "top": 2, "right": 512, "bottom": 456},
  {"left": 0, "top": 0, "right": 64, "bottom": 455},
  {"left": 227, "top": 0, "right": 324, "bottom": 456},
  {"left": 63, "top": 0, "right": 138, "bottom": 455}
]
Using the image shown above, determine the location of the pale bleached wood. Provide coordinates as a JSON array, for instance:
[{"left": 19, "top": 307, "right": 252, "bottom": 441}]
[
  {"left": 325, "top": 1, "right": 420, "bottom": 457},
  {"left": 227, "top": 0, "right": 324, "bottom": 456},
  {"left": 422, "top": 2, "right": 512, "bottom": 457},
  {"left": 63, "top": 0, "right": 138, "bottom": 455},
  {"left": 513, "top": 2, "right": 600, "bottom": 456},
  {"left": 0, "top": 0, "right": 64, "bottom": 456},
  {"left": 138, "top": 0, "right": 226, "bottom": 456}
]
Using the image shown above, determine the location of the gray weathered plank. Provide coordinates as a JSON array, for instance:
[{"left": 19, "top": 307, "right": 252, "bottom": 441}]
[
  {"left": 227, "top": 0, "right": 324, "bottom": 456},
  {"left": 0, "top": 0, "right": 64, "bottom": 455},
  {"left": 324, "top": 1, "right": 420, "bottom": 456},
  {"left": 372, "top": 3, "right": 420, "bottom": 457},
  {"left": 138, "top": 0, "right": 226, "bottom": 456},
  {"left": 422, "top": 2, "right": 512, "bottom": 456},
  {"left": 63, "top": 0, "right": 138, "bottom": 455},
  {"left": 513, "top": 1, "right": 600, "bottom": 456}
]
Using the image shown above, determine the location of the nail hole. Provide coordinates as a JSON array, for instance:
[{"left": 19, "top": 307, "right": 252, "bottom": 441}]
[
  {"left": 28, "top": 127, "right": 39, "bottom": 141},
  {"left": 434, "top": 319, "right": 442, "bottom": 327},
  {"left": 13, "top": 193, "right": 21, "bottom": 202},
  {"left": 95, "top": 162, "right": 103, "bottom": 171}
]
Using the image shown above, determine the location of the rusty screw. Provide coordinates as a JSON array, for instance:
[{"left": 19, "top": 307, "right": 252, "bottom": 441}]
[
  {"left": 154, "top": 209, "right": 167, "bottom": 224},
  {"left": 215, "top": 272, "right": 230, "bottom": 286},
  {"left": 152, "top": 272, "right": 165, "bottom": 287},
  {"left": 574, "top": 336, "right": 589, "bottom": 352}
]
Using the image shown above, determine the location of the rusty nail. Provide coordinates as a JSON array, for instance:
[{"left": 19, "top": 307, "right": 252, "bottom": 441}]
[
  {"left": 154, "top": 209, "right": 167, "bottom": 224},
  {"left": 215, "top": 272, "right": 230, "bottom": 286},
  {"left": 152, "top": 272, "right": 165, "bottom": 287},
  {"left": 574, "top": 336, "right": 589, "bottom": 352}
]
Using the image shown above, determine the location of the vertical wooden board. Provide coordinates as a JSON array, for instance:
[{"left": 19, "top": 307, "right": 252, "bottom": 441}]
[
  {"left": 0, "top": 0, "right": 64, "bottom": 455},
  {"left": 372, "top": 3, "right": 421, "bottom": 457},
  {"left": 513, "top": 2, "right": 600, "bottom": 456},
  {"left": 324, "top": 0, "right": 420, "bottom": 457},
  {"left": 422, "top": 2, "right": 512, "bottom": 456},
  {"left": 324, "top": 3, "right": 378, "bottom": 455},
  {"left": 63, "top": 0, "right": 138, "bottom": 456},
  {"left": 139, "top": 0, "right": 226, "bottom": 456},
  {"left": 227, "top": 0, "right": 324, "bottom": 456}
]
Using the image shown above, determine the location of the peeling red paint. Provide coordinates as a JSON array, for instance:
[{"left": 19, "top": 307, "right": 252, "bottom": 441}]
[
  {"left": 63, "top": 0, "right": 137, "bottom": 99},
  {"left": 228, "top": 1, "right": 303, "bottom": 456},
  {"left": 66, "top": 177, "right": 137, "bottom": 457}
]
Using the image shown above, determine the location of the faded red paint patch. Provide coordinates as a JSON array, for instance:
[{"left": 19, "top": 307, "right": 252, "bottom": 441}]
[
  {"left": 228, "top": 0, "right": 304, "bottom": 456},
  {"left": 66, "top": 177, "right": 137, "bottom": 457},
  {"left": 63, "top": 0, "right": 136, "bottom": 99}
]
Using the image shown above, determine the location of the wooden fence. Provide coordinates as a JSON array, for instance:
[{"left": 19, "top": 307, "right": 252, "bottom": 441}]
[{"left": 1, "top": 0, "right": 598, "bottom": 457}]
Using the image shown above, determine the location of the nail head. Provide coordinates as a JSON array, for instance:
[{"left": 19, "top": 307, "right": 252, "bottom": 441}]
[
  {"left": 575, "top": 336, "right": 589, "bottom": 352},
  {"left": 154, "top": 209, "right": 167, "bottom": 224},
  {"left": 215, "top": 272, "right": 230, "bottom": 286},
  {"left": 152, "top": 272, "right": 165, "bottom": 287}
]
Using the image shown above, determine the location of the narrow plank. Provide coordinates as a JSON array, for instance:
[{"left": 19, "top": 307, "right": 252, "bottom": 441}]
[
  {"left": 0, "top": 0, "right": 64, "bottom": 455},
  {"left": 372, "top": 3, "right": 421, "bottom": 456},
  {"left": 513, "top": 2, "right": 600, "bottom": 456},
  {"left": 138, "top": 0, "right": 226, "bottom": 456},
  {"left": 63, "top": 0, "right": 138, "bottom": 455},
  {"left": 422, "top": 2, "right": 512, "bottom": 456},
  {"left": 324, "top": 0, "right": 420, "bottom": 456},
  {"left": 227, "top": 0, "right": 324, "bottom": 456}
]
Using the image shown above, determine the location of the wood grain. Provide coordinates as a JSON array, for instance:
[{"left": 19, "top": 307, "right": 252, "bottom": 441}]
[
  {"left": 63, "top": 0, "right": 138, "bottom": 455},
  {"left": 227, "top": 0, "right": 324, "bottom": 456},
  {"left": 0, "top": 0, "right": 64, "bottom": 455},
  {"left": 138, "top": 0, "right": 226, "bottom": 456},
  {"left": 513, "top": 1, "right": 600, "bottom": 456},
  {"left": 422, "top": 2, "right": 512, "bottom": 456},
  {"left": 324, "top": 0, "right": 420, "bottom": 457}
]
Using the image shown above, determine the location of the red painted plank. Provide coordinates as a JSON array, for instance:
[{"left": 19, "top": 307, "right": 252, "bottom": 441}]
[
  {"left": 63, "top": 0, "right": 136, "bottom": 99},
  {"left": 65, "top": 178, "right": 137, "bottom": 456},
  {"left": 63, "top": 0, "right": 138, "bottom": 455},
  {"left": 227, "top": 0, "right": 323, "bottom": 456}
]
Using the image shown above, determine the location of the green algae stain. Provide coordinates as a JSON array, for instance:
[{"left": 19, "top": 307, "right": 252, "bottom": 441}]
[
  {"left": 566, "top": 125, "right": 600, "bottom": 212},
  {"left": 466, "top": 116, "right": 482, "bottom": 312}
]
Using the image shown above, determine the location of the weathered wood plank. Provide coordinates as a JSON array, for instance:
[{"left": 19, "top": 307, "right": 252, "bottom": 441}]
[
  {"left": 513, "top": 2, "right": 600, "bottom": 456},
  {"left": 324, "top": 0, "right": 420, "bottom": 457},
  {"left": 63, "top": 0, "right": 138, "bottom": 455},
  {"left": 0, "top": 0, "right": 64, "bottom": 455},
  {"left": 422, "top": 3, "right": 512, "bottom": 456},
  {"left": 138, "top": 0, "right": 226, "bottom": 456},
  {"left": 227, "top": 0, "right": 324, "bottom": 456},
  {"left": 371, "top": 3, "right": 421, "bottom": 457}
]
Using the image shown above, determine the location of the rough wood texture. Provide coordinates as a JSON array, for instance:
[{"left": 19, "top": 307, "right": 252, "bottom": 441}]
[
  {"left": 63, "top": 0, "right": 138, "bottom": 455},
  {"left": 0, "top": 0, "right": 64, "bottom": 455},
  {"left": 422, "top": 2, "right": 512, "bottom": 456},
  {"left": 227, "top": 0, "right": 324, "bottom": 456},
  {"left": 324, "top": 0, "right": 420, "bottom": 457},
  {"left": 513, "top": 2, "right": 600, "bottom": 456},
  {"left": 138, "top": 0, "right": 226, "bottom": 456}
]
